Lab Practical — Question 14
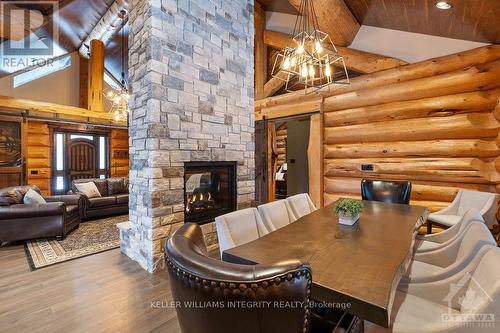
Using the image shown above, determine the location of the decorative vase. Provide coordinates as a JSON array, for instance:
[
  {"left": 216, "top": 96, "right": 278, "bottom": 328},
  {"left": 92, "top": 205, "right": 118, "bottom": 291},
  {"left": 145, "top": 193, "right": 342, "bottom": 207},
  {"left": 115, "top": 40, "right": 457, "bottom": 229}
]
[{"left": 338, "top": 213, "right": 360, "bottom": 226}]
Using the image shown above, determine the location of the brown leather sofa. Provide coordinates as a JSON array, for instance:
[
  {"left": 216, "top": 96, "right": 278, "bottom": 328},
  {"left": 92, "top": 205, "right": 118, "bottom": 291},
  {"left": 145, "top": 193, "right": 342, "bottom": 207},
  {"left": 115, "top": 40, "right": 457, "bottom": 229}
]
[
  {"left": 70, "top": 177, "right": 128, "bottom": 220},
  {"left": 166, "top": 222, "right": 314, "bottom": 333},
  {"left": 0, "top": 185, "right": 82, "bottom": 243}
]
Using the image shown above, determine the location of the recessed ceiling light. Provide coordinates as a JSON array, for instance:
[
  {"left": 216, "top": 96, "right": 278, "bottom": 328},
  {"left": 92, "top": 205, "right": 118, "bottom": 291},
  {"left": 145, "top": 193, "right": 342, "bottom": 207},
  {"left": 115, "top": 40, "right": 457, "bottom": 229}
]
[{"left": 435, "top": 1, "right": 452, "bottom": 10}]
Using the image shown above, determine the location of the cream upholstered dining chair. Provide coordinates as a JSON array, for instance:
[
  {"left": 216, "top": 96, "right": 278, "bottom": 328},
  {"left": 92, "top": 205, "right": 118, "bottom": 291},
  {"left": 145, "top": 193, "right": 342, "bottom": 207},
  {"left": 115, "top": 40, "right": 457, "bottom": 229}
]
[
  {"left": 403, "top": 222, "right": 496, "bottom": 284},
  {"left": 215, "top": 208, "right": 269, "bottom": 256},
  {"left": 428, "top": 189, "right": 498, "bottom": 229},
  {"left": 391, "top": 246, "right": 500, "bottom": 333},
  {"left": 257, "top": 199, "right": 296, "bottom": 232},
  {"left": 415, "top": 209, "right": 483, "bottom": 253},
  {"left": 286, "top": 193, "right": 317, "bottom": 219}
]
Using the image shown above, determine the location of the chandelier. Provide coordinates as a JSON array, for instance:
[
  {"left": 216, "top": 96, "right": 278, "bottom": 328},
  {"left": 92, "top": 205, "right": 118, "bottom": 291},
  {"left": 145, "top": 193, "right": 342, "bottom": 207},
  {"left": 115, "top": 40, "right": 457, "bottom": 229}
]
[
  {"left": 104, "top": 10, "right": 129, "bottom": 122},
  {"left": 271, "top": 0, "right": 349, "bottom": 94}
]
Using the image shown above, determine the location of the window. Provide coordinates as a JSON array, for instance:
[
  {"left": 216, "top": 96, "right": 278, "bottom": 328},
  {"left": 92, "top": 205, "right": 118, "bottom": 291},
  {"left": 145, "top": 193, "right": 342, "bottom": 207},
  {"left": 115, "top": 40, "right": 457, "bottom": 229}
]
[
  {"left": 13, "top": 55, "right": 72, "bottom": 88},
  {"left": 70, "top": 134, "right": 94, "bottom": 140},
  {"left": 55, "top": 133, "right": 64, "bottom": 171},
  {"left": 104, "top": 72, "right": 121, "bottom": 90}
]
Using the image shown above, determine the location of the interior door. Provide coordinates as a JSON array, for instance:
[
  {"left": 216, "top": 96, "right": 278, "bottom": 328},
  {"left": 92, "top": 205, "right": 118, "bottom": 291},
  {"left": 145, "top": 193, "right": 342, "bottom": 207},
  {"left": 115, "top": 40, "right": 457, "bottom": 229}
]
[
  {"left": 67, "top": 137, "right": 97, "bottom": 182},
  {"left": 0, "top": 117, "right": 25, "bottom": 188}
]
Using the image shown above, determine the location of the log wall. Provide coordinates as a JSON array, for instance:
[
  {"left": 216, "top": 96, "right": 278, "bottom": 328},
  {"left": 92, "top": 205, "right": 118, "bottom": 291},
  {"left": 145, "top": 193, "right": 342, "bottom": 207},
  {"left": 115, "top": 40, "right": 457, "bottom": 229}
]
[
  {"left": 323, "top": 48, "right": 500, "bottom": 212},
  {"left": 110, "top": 128, "right": 129, "bottom": 177},
  {"left": 254, "top": 45, "right": 500, "bottom": 213},
  {"left": 275, "top": 123, "right": 287, "bottom": 172},
  {"left": 26, "top": 121, "right": 51, "bottom": 195}
]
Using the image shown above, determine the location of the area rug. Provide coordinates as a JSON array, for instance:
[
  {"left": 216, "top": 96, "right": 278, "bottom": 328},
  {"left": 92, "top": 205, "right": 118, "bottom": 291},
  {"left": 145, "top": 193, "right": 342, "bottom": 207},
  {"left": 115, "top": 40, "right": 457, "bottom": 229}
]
[{"left": 24, "top": 215, "right": 129, "bottom": 270}]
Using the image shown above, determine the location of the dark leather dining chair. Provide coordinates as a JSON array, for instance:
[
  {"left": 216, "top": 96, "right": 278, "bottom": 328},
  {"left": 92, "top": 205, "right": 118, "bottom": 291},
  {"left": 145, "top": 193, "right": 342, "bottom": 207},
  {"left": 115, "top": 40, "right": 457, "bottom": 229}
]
[
  {"left": 361, "top": 179, "right": 412, "bottom": 204},
  {"left": 165, "top": 223, "right": 313, "bottom": 333}
]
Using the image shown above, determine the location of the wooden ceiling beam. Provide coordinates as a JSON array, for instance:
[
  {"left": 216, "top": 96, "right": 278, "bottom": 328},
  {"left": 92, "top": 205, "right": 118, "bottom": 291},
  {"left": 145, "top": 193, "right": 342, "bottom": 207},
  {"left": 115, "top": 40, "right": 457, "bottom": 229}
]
[
  {"left": 78, "top": 0, "right": 128, "bottom": 57},
  {"left": 261, "top": 30, "right": 407, "bottom": 98},
  {"left": 0, "top": 95, "right": 126, "bottom": 126},
  {"left": 287, "top": 0, "right": 360, "bottom": 47},
  {"left": 264, "top": 30, "right": 407, "bottom": 74}
]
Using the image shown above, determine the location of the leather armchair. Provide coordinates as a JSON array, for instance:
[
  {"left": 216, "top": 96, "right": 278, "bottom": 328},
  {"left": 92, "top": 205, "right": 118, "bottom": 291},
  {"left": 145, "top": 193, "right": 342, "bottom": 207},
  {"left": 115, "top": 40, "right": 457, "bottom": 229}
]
[
  {"left": 361, "top": 179, "right": 412, "bottom": 205},
  {"left": 165, "top": 223, "right": 312, "bottom": 333},
  {"left": 0, "top": 185, "right": 82, "bottom": 243}
]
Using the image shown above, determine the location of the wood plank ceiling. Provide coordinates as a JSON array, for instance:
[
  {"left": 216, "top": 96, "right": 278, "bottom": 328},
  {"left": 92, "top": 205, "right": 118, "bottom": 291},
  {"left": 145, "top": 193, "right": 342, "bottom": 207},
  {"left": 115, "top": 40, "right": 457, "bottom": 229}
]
[
  {"left": 263, "top": 0, "right": 500, "bottom": 44},
  {"left": 0, "top": 0, "right": 128, "bottom": 82},
  {"left": 343, "top": 0, "right": 500, "bottom": 44}
]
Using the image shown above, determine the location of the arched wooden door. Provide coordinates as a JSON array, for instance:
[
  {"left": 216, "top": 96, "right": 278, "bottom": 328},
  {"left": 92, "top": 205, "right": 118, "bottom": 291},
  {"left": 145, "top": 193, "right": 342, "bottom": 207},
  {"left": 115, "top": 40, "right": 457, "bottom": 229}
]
[{"left": 67, "top": 138, "right": 97, "bottom": 181}]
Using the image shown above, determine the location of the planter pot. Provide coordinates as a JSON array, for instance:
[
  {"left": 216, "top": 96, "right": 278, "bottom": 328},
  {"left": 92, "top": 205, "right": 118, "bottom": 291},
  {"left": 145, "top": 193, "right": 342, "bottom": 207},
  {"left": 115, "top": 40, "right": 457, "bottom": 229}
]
[{"left": 338, "top": 213, "right": 360, "bottom": 226}]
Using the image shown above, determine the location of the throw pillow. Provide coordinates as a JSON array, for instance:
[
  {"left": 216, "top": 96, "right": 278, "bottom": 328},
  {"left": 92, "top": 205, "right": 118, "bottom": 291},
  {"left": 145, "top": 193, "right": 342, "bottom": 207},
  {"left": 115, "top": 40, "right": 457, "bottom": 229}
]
[
  {"left": 75, "top": 182, "right": 102, "bottom": 198},
  {"left": 107, "top": 178, "right": 128, "bottom": 195},
  {"left": 23, "top": 188, "right": 47, "bottom": 204}
]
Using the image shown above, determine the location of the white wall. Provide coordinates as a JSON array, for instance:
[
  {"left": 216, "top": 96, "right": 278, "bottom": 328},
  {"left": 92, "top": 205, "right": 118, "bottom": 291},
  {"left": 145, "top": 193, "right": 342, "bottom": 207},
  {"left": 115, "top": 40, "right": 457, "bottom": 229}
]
[
  {"left": 0, "top": 52, "right": 81, "bottom": 106},
  {"left": 266, "top": 12, "right": 489, "bottom": 64},
  {"left": 350, "top": 26, "right": 488, "bottom": 63}
]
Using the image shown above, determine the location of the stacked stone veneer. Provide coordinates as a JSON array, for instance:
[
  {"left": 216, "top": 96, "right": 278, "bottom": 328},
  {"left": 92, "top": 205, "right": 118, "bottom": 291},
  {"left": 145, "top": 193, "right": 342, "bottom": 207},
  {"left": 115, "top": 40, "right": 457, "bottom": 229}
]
[{"left": 123, "top": 0, "right": 255, "bottom": 272}]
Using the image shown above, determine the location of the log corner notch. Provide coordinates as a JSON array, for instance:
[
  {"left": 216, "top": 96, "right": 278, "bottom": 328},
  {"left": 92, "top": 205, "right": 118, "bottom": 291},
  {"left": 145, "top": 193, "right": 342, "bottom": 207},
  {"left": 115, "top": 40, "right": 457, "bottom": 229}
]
[{"left": 261, "top": 30, "right": 408, "bottom": 98}]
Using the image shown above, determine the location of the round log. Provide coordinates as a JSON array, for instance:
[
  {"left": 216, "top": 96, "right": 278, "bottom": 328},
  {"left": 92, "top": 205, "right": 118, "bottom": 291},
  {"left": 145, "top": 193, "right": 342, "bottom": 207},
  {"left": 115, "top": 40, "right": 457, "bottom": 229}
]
[
  {"left": 324, "top": 89, "right": 500, "bottom": 127},
  {"left": 324, "top": 139, "right": 500, "bottom": 159},
  {"left": 324, "top": 113, "right": 500, "bottom": 144},
  {"left": 323, "top": 60, "right": 500, "bottom": 112}
]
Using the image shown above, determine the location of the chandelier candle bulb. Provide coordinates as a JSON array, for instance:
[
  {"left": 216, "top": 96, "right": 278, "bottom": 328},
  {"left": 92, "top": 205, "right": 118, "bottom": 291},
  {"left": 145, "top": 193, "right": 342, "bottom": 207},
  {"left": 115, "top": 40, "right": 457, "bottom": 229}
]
[
  {"left": 325, "top": 65, "right": 331, "bottom": 77},
  {"left": 301, "top": 64, "right": 308, "bottom": 78},
  {"left": 309, "top": 65, "right": 315, "bottom": 78},
  {"left": 297, "top": 44, "right": 304, "bottom": 54},
  {"left": 315, "top": 41, "right": 322, "bottom": 53},
  {"left": 283, "top": 57, "right": 290, "bottom": 70}
]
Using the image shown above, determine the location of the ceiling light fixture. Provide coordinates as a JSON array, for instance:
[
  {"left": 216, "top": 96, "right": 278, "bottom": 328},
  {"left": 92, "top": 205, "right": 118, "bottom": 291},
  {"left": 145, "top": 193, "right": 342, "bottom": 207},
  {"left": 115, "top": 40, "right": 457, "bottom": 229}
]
[
  {"left": 271, "top": 0, "right": 349, "bottom": 94},
  {"left": 435, "top": 1, "right": 452, "bottom": 10}
]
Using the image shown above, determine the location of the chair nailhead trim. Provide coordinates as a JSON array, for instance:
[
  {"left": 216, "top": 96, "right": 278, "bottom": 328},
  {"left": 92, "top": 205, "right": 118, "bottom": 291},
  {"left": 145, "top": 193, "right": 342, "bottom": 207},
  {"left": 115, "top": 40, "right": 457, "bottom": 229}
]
[{"left": 165, "top": 257, "right": 312, "bottom": 331}]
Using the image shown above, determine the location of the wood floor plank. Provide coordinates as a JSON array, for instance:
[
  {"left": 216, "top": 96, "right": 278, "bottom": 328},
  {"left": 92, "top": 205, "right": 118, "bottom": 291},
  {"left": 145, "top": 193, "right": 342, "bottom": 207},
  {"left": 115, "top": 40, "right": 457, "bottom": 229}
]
[{"left": 0, "top": 243, "right": 181, "bottom": 333}]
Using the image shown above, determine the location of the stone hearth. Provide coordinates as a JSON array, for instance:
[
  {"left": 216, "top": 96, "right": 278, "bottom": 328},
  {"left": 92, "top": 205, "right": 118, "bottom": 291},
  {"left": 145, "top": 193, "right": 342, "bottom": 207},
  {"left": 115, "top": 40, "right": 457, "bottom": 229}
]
[{"left": 123, "top": 0, "right": 255, "bottom": 272}]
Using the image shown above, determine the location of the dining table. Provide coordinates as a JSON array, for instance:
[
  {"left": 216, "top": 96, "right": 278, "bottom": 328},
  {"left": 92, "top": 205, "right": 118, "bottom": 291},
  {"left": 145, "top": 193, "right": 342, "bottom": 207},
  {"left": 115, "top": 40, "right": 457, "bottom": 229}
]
[{"left": 222, "top": 200, "right": 429, "bottom": 328}]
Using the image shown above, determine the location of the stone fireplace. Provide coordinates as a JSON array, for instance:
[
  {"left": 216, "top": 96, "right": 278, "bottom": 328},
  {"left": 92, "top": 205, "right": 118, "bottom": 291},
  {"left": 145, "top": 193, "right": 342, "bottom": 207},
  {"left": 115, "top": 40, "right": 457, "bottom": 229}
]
[
  {"left": 122, "top": 0, "right": 255, "bottom": 272},
  {"left": 184, "top": 161, "right": 237, "bottom": 225}
]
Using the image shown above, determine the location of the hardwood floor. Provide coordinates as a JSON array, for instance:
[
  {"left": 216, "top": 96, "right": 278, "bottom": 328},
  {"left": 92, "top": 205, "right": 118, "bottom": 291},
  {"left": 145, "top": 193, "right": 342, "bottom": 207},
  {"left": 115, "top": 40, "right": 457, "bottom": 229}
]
[{"left": 0, "top": 243, "right": 181, "bottom": 333}]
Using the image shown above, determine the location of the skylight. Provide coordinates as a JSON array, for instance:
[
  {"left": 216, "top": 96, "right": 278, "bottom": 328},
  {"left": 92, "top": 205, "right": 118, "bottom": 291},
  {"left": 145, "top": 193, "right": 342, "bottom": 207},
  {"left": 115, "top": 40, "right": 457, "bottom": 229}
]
[{"left": 12, "top": 54, "right": 72, "bottom": 88}]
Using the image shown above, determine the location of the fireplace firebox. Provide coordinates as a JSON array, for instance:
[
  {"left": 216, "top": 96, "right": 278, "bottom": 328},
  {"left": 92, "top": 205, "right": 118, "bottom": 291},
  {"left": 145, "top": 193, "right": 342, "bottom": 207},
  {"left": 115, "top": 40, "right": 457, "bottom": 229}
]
[{"left": 184, "top": 161, "right": 237, "bottom": 225}]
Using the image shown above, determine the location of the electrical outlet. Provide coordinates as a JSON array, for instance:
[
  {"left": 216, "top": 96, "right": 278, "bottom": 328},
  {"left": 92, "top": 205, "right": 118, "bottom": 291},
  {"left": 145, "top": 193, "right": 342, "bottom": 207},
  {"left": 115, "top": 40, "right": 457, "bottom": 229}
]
[{"left": 361, "top": 164, "right": 374, "bottom": 171}]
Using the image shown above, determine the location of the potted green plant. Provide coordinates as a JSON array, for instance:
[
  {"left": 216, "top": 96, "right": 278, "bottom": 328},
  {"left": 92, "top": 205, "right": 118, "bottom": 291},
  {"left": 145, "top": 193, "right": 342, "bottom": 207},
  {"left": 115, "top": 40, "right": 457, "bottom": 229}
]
[{"left": 334, "top": 198, "right": 364, "bottom": 226}]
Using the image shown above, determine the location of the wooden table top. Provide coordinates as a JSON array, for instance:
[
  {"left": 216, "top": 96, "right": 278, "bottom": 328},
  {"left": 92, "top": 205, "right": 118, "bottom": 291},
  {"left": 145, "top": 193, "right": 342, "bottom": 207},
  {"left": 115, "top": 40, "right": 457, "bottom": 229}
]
[{"left": 222, "top": 201, "right": 428, "bottom": 327}]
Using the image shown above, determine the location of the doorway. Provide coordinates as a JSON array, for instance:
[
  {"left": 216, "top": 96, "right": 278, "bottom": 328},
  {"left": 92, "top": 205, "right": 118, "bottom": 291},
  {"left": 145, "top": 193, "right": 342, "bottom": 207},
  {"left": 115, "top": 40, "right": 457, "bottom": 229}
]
[
  {"left": 52, "top": 132, "right": 109, "bottom": 194},
  {"left": 255, "top": 112, "right": 322, "bottom": 208}
]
